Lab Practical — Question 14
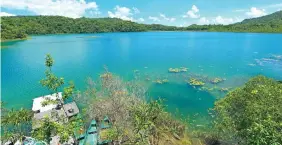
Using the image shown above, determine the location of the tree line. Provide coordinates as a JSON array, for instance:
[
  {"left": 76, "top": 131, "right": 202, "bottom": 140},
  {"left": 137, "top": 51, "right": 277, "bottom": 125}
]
[{"left": 1, "top": 11, "right": 282, "bottom": 40}]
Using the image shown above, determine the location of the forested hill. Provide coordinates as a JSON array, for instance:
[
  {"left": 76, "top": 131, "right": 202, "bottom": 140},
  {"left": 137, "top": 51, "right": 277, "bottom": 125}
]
[
  {"left": 0, "top": 16, "right": 180, "bottom": 40},
  {"left": 1, "top": 11, "right": 282, "bottom": 41},
  {"left": 240, "top": 10, "right": 282, "bottom": 24},
  {"left": 185, "top": 10, "right": 282, "bottom": 32}
]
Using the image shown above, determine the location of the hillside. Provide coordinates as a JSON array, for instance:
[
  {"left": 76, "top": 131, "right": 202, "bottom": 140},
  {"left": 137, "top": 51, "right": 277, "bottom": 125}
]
[
  {"left": 240, "top": 10, "right": 282, "bottom": 24},
  {"left": 185, "top": 11, "right": 282, "bottom": 33},
  {"left": 1, "top": 11, "right": 282, "bottom": 40}
]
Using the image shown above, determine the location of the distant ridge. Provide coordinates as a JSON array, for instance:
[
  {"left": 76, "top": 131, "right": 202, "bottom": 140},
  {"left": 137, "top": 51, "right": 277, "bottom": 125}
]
[
  {"left": 1, "top": 11, "right": 282, "bottom": 41},
  {"left": 185, "top": 10, "right": 282, "bottom": 33},
  {"left": 240, "top": 10, "right": 282, "bottom": 24}
]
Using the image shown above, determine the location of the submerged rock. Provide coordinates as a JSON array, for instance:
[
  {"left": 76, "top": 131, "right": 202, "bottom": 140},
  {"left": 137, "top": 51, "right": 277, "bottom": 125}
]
[
  {"left": 210, "top": 77, "right": 225, "bottom": 84},
  {"left": 168, "top": 67, "right": 188, "bottom": 73},
  {"left": 188, "top": 78, "right": 205, "bottom": 86},
  {"left": 154, "top": 79, "right": 169, "bottom": 84}
]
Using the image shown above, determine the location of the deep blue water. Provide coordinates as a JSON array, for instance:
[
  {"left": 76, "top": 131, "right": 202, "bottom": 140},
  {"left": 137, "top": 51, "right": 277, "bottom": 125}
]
[{"left": 2, "top": 32, "right": 282, "bottom": 125}]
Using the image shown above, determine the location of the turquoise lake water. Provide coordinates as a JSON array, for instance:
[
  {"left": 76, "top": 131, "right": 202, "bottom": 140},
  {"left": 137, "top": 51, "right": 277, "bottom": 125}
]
[{"left": 2, "top": 32, "right": 282, "bottom": 126}]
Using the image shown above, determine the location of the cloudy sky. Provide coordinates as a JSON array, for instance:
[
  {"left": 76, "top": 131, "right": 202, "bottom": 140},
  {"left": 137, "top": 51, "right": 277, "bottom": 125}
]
[{"left": 1, "top": 0, "right": 282, "bottom": 26}]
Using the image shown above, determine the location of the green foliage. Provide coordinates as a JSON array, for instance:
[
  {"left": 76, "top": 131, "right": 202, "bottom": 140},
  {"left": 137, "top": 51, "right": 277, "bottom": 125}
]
[
  {"left": 185, "top": 11, "right": 282, "bottom": 33},
  {"left": 40, "top": 54, "right": 64, "bottom": 93},
  {"left": 214, "top": 76, "right": 282, "bottom": 144},
  {"left": 130, "top": 99, "right": 165, "bottom": 143},
  {"left": 40, "top": 70, "right": 64, "bottom": 93},
  {"left": 40, "top": 54, "right": 75, "bottom": 102},
  {"left": 100, "top": 127, "right": 119, "bottom": 141},
  {"left": 1, "top": 108, "right": 33, "bottom": 142},
  {"left": 62, "top": 81, "right": 75, "bottom": 100},
  {"left": 40, "top": 98, "right": 58, "bottom": 107},
  {"left": 45, "top": 54, "right": 54, "bottom": 68},
  {"left": 75, "top": 71, "right": 189, "bottom": 144},
  {"left": 32, "top": 118, "right": 53, "bottom": 143},
  {"left": 0, "top": 16, "right": 149, "bottom": 40},
  {"left": 32, "top": 117, "right": 76, "bottom": 143},
  {"left": 2, "top": 11, "right": 281, "bottom": 40}
]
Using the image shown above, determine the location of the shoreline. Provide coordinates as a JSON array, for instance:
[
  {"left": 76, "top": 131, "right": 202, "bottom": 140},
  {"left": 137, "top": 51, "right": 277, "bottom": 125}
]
[
  {"left": 1, "top": 30, "right": 281, "bottom": 42},
  {"left": 1, "top": 37, "right": 31, "bottom": 43}
]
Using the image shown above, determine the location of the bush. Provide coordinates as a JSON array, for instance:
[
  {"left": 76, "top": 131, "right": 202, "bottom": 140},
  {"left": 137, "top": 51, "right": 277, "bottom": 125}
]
[{"left": 214, "top": 76, "right": 282, "bottom": 144}]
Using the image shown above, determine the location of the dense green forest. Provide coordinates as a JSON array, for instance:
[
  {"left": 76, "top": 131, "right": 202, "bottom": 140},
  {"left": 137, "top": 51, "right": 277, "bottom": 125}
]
[
  {"left": 1, "top": 11, "right": 282, "bottom": 40},
  {"left": 187, "top": 10, "right": 282, "bottom": 33},
  {"left": 0, "top": 16, "right": 179, "bottom": 40}
]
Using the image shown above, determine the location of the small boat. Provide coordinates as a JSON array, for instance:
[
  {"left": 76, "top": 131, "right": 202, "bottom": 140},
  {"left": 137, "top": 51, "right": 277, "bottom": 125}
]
[
  {"left": 85, "top": 120, "right": 98, "bottom": 145},
  {"left": 100, "top": 116, "right": 111, "bottom": 129}
]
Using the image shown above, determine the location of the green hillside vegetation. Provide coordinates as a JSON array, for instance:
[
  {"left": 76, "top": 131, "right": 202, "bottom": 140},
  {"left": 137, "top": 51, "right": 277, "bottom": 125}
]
[
  {"left": 185, "top": 11, "right": 282, "bottom": 33},
  {"left": 0, "top": 16, "right": 179, "bottom": 40},
  {"left": 1, "top": 11, "right": 282, "bottom": 40}
]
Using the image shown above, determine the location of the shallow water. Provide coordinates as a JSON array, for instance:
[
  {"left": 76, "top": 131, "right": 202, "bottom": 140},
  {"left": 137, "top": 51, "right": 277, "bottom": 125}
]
[{"left": 2, "top": 32, "right": 282, "bottom": 126}]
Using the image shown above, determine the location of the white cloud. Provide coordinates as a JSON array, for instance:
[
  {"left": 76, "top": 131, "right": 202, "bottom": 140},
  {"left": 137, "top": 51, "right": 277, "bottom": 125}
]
[
  {"left": 89, "top": 10, "right": 101, "bottom": 16},
  {"left": 0, "top": 12, "right": 16, "bottom": 16},
  {"left": 108, "top": 5, "right": 133, "bottom": 21},
  {"left": 246, "top": 7, "right": 266, "bottom": 18},
  {"left": 198, "top": 17, "right": 210, "bottom": 25},
  {"left": 148, "top": 16, "right": 160, "bottom": 22},
  {"left": 132, "top": 7, "right": 140, "bottom": 14},
  {"left": 196, "top": 16, "right": 240, "bottom": 25},
  {"left": 1, "top": 0, "right": 99, "bottom": 18},
  {"left": 183, "top": 5, "right": 200, "bottom": 18},
  {"left": 192, "top": 5, "right": 199, "bottom": 13},
  {"left": 233, "top": 9, "right": 246, "bottom": 12},
  {"left": 138, "top": 18, "right": 145, "bottom": 22},
  {"left": 160, "top": 13, "right": 176, "bottom": 22},
  {"left": 212, "top": 16, "right": 236, "bottom": 25},
  {"left": 179, "top": 22, "right": 190, "bottom": 27}
]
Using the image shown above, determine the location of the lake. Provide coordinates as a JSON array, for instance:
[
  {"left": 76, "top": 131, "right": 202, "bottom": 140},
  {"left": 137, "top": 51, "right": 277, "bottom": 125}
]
[{"left": 2, "top": 32, "right": 282, "bottom": 126}]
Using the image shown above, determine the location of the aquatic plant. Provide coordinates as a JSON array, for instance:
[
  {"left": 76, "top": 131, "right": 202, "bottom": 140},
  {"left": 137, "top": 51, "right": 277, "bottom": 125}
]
[
  {"left": 162, "top": 79, "right": 169, "bottom": 83},
  {"left": 179, "top": 67, "right": 188, "bottom": 72},
  {"left": 210, "top": 78, "right": 225, "bottom": 84},
  {"left": 100, "top": 73, "right": 113, "bottom": 79},
  {"left": 168, "top": 67, "right": 188, "bottom": 73},
  {"left": 154, "top": 79, "right": 169, "bottom": 84},
  {"left": 168, "top": 68, "right": 180, "bottom": 73},
  {"left": 188, "top": 78, "right": 205, "bottom": 86},
  {"left": 220, "top": 88, "right": 229, "bottom": 92}
]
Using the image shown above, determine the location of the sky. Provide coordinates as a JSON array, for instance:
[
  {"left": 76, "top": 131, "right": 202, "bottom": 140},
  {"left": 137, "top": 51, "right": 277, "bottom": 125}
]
[{"left": 1, "top": 0, "right": 282, "bottom": 26}]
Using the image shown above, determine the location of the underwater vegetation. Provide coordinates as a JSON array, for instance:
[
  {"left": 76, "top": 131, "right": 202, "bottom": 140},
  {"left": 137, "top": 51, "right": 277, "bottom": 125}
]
[
  {"left": 210, "top": 78, "right": 225, "bottom": 84},
  {"left": 252, "top": 54, "right": 282, "bottom": 67},
  {"left": 129, "top": 65, "right": 233, "bottom": 97},
  {"left": 154, "top": 79, "right": 169, "bottom": 84},
  {"left": 200, "top": 86, "right": 231, "bottom": 93},
  {"left": 168, "top": 67, "right": 188, "bottom": 73},
  {"left": 100, "top": 72, "right": 113, "bottom": 79},
  {"left": 188, "top": 78, "right": 205, "bottom": 86}
]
